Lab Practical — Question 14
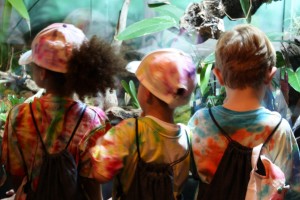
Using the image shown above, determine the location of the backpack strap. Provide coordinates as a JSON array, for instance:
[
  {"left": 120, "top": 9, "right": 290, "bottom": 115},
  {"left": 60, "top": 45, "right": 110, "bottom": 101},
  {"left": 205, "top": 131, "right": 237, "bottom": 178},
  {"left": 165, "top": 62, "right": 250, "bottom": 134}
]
[
  {"left": 208, "top": 107, "right": 232, "bottom": 142},
  {"left": 262, "top": 117, "right": 283, "bottom": 147},
  {"left": 170, "top": 127, "right": 190, "bottom": 167},
  {"left": 29, "top": 102, "right": 87, "bottom": 154},
  {"left": 251, "top": 117, "right": 283, "bottom": 170},
  {"left": 135, "top": 117, "right": 141, "bottom": 159}
]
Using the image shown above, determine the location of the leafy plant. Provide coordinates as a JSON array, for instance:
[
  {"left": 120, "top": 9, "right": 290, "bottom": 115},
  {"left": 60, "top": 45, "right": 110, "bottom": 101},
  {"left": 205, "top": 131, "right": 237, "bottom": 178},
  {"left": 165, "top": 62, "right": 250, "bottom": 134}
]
[
  {"left": 286, "top": 68, "right": 300, "bottom": 92},
  {"left": 240, "top": 0, "right": 252, "bottom": 23},
  {"left": 1, "top": 0, "right": 30, "bottom": 71},
  {"left": 116, "top": 4, "right": 183, "bottom": 41},
  {"left": 121, "top": 80, "right": 140, "bottom": 109},
  {"left": 198, "top": 53, "right": 215, "bottom": 95},
  {"left": 0, "top": 94, "right": 25, "bottom": 124}
]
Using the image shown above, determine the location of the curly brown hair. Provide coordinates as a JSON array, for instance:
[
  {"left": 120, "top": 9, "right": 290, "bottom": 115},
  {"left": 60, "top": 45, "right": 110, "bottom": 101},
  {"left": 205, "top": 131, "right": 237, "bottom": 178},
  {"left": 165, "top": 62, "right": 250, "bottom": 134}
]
[{"left": 63, "top": 36, "right": 126, "bottom": 99}]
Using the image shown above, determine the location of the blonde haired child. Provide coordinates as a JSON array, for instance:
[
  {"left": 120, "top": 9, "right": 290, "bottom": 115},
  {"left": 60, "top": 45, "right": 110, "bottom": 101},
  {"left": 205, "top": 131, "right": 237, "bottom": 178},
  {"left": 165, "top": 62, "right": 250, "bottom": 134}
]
[{"left": 189, "top": 24, "right": 300, "bottom": 199}]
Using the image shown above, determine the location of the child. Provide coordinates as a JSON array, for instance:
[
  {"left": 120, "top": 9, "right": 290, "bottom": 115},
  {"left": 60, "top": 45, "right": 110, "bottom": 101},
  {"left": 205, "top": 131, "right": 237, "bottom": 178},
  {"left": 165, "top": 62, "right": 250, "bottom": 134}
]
[
  {"left": 90, "top": 48, "right": 197, "bottom": 199},
  {"left": 188, "top": 24, "right": 300, "bottom": 199},
  {"left": 0, "top": 23, "right": 124, "bottom": 200}
]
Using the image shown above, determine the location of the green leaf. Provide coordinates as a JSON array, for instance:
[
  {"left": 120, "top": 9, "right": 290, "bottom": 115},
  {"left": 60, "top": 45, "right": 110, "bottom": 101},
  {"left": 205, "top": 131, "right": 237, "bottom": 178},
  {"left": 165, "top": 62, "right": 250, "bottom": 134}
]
[
  {"left": 7, "top": 94, "right": 25, "bottom": 106},
  {"left": 152, "top": 4, "right": 184, "bottom": 22},
  {"left": 0, "top": 113, "right": 7, "bottom": 122},
  {"left": 129, "top": 80, "right": 140, "bottom": 108},
  {"left": 129, "top": 80, "right": 137, "bottom": 98},
  {"left": 8, "top": 0, "right": 30, "bottom": 30},
  {"left": 203, "top": 53, "right": 215, "bottom": 64},
  {"left": 116, "top": 16, "right": 177, "bottom": 41},
  {"left": 287, "top": 67, "right": 300, "bottom": 92},
  {"left": 1, "top": 1, "right": 12, "bottom": 40},
  {"left": 276, "top": 51, "right": 286, "bottom": 68},
  {"left": 121, "top": 80, "right": 131, "bottom": 95},
  {"left": 240, "top": 0, "right": 251, "bottom": 23},
  {"left": 200, "top": 63, "right": 213, "bottom": 95},
  {"left": 0, "top": 101, "right": 8, "bottom": 113},
  {"left": 1, "top": 1, "right": 12, "bottom": 66},
  {"left": 8, "top": 0, "right": 29, "bottom": 20},
  {"left": 121, "top": 80, "right": 140, "bottom": 108}
]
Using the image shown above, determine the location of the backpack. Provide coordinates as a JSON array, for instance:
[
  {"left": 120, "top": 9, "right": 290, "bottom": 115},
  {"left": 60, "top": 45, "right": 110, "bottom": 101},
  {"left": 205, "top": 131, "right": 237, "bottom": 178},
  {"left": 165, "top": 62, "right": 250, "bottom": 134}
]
[
  {"left": 17, "top": 102, "right": 87, "bottom": 200},
  {"left": 194, "top": 108, "right": 283, "bottom": 200},
  {"left": 245, "top": 143, "right": 289, "bottom": 200},
  {"left": 113, "top": 118, "right": 190, "bottom": 200}
]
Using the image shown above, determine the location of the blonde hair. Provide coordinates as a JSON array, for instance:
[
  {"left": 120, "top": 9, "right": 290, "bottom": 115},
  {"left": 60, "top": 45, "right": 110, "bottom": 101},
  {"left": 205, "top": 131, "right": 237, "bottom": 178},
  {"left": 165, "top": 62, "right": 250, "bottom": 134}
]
[{"left": 215, "top": 24, "right": 276, "bottom": 89}]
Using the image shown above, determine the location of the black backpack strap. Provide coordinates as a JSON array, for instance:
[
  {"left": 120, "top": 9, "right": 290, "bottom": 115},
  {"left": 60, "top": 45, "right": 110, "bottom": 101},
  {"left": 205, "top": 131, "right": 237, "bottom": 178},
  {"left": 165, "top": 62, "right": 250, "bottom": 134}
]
[
  {"left": 255, "top": 117, "right": 282, "bottom": 176},
  {"left": 170, "top": 127, "right": 190, "bottom": 167},
  {"left": 135, "top": 117, "right": 141, "bottom": 159},
  {"left": 29, "top": 102, "right": 87, "bottom": 153},
  {"left": 262, "top": 117, "right": 282, "bottom": 147},
  {"left": 208, "top": 107, "right": 232, "bottom": 142},
  {"left": 65, "top": 104, "right": 87, "bottom": 149}
]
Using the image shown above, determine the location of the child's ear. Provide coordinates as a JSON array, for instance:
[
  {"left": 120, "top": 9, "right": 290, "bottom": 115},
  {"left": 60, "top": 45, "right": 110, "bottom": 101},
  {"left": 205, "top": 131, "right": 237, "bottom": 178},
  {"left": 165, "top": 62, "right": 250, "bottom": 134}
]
[
  {"left": 264, "top": 67, "right": 277, "bottom": 84},
  {"left": 39, "top": 68, "right": 47, "bottom": 81},
  {"left": 213, "top": 68, "right": 224, "bottom": 85}
]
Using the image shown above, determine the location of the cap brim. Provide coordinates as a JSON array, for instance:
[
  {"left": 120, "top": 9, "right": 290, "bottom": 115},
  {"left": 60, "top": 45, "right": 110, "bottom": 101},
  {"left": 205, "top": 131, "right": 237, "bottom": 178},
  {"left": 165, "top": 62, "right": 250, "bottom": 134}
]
[
  {"left": 19, "top": 50, "right": 33, "bottom": 65},
  {"left": 125, "top": 60, "right": 141, "bottom": 74}
]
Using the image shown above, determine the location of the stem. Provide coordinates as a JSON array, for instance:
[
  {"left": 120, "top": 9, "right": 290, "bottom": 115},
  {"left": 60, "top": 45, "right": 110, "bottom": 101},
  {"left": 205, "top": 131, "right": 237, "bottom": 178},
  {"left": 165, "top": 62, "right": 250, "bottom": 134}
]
[
  {"left": 112, "top": 0, "right": 131, "bottom": 53},
  {"left": 1, "top": 0, "right": 12, "bottom": 71}
]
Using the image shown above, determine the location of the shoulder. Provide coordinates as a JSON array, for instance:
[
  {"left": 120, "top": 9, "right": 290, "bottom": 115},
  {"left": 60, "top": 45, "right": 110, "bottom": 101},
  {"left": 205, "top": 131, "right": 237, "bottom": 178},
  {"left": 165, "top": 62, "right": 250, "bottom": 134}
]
[
  {"left": 86, "top": 105, "right": 107, "bottom": 121},
  {"left": 112, "top": 117, "right": 137, "bottom": 132},
  {"left": 8, "top": 102, "right": 30, "bottom": 123},
  {"left": 188, "top": 107, "right": 209, "bottom": 125}
]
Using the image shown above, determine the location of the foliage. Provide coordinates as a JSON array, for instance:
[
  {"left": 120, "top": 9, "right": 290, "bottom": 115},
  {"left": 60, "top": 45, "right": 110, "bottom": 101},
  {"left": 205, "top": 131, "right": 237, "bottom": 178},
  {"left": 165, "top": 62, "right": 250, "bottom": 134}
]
[
  {"left": 198, "top": 53, "right": 215, "bottom": 95},
  {"left": 121, "top": 80, "right": 140, "bottom": 109},
  {"left": 116, "top": 4, "right": 183, "bottom": 41},
  {"left": 116, "top": 16, "right": 177, "bottom": 41},
  {"left": 240, "top": 0, "right": 252, "bottom": 23},
  {"left": 174, "top": 104, "right": 191, "bottom": 124},
  {"left": 1, "top": 0, "right": 30, "bottom": 71},
  {"left": 0, "top": 94, "right": 25, "bottom": 124},
  {"left": 286, "top": 68, "right": 300, "bottom": 92}
]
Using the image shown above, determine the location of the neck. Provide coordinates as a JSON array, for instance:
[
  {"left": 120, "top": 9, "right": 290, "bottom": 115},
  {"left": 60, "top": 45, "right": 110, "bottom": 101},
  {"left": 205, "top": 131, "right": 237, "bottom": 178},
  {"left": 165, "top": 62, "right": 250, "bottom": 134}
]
[
  {"left": 143, "top": 106, "right": 174, "bottom": 123},
  {"left": 44, "top": 90, "right": 74, "bottom": 99},
  {"left": 223, "top": 86, "right": 264, "bottom": 111}
]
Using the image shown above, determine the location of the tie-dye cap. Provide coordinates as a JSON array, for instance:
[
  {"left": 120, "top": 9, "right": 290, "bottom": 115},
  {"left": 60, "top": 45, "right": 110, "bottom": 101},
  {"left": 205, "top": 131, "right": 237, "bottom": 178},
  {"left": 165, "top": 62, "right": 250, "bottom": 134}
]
[
  {"left": 136, "top": 48, "right": 197, "bottom": 108},
  {"left": 19, "top": 23, "right": 87, "bottom": 73}
]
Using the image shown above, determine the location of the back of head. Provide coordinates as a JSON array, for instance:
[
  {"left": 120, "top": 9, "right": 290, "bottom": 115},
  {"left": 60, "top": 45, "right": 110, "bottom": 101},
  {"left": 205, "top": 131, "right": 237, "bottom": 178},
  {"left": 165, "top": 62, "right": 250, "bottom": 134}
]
[
  {"left": 215, "top": 24, "right": 276, "bottom": 89},
  {"left": 135, "top": 48, "right": 197, "bottom": 108},
  {"left": 19, "top": 23, "right": 125, "bottom": 99}
]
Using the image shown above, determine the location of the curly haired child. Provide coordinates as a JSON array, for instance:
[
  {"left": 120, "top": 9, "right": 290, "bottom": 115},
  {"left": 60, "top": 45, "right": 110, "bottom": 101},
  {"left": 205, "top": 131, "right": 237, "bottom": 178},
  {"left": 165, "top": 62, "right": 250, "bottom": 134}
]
[{"left": 0, "top": 23, "right": 125, "bottom": 200}]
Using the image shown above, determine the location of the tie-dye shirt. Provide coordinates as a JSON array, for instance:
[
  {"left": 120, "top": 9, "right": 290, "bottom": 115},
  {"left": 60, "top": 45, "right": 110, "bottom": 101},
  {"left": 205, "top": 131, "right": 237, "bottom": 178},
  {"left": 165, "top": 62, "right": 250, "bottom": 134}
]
[
  {"left": 0, "top": 95, "right": 108, "bottom": 199},
  {"left": 90, "top": 116, "right": 191, "bottom": 198},
  {"left": 188, "top": 106, "right": 300, "bottom": 199}
]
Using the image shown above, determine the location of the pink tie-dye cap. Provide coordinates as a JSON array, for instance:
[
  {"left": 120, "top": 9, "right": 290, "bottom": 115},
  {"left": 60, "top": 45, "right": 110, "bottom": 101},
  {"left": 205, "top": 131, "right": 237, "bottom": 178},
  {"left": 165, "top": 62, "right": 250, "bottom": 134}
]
[
  {"left": 19, "top": 23, "right": 87, "bottom": 73},
  {"left": 136, "top": 48, "right": 197, "bottom": 108}
]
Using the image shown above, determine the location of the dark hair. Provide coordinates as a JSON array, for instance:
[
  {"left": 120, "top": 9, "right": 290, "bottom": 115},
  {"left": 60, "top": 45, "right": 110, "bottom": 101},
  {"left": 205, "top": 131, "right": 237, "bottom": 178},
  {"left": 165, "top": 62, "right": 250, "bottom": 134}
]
[{"left": 62, "top": 36, "right": 126, "bottom": 99}]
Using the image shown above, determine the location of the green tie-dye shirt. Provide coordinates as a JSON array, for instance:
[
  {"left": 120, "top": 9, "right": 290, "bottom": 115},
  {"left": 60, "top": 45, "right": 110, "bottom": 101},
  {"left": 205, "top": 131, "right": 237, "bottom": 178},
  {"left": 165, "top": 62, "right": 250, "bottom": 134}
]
[{"left": 90, "top": 116, "right": 191, "bottom": 198}]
